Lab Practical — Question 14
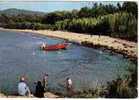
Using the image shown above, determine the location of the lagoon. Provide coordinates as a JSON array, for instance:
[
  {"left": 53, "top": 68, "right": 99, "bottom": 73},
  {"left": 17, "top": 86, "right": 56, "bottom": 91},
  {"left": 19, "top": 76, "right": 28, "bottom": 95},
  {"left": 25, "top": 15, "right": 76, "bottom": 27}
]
[{"left": 0, "top": 30, "right": 135, "bottom": 95}]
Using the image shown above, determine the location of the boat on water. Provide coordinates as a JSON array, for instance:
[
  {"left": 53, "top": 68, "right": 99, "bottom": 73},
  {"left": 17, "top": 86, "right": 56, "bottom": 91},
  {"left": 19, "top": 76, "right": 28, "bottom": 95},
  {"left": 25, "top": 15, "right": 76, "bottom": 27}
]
[{"left": 41, "top": 43, "right": 68, "bottom": 51}]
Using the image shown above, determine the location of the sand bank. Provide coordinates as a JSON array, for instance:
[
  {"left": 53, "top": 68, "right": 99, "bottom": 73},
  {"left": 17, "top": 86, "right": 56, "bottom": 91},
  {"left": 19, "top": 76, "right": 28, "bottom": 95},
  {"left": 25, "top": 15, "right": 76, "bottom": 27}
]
[
  {"left": 0, "top": 92, "right": 59, "bottom": 98},
  {"left": 0, "top": 28, "right": 137, "bottom": 61}
]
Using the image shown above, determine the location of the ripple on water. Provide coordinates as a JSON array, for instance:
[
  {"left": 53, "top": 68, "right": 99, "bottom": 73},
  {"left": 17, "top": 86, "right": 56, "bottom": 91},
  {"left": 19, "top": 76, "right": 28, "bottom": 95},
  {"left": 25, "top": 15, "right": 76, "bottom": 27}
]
[{"left": 0, "top": 31, "right": 136, "bottom": 95}]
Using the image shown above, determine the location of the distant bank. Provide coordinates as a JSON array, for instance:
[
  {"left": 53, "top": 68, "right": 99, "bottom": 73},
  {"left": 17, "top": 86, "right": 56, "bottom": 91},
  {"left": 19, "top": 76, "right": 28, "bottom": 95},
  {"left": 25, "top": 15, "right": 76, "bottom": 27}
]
[{"left": 0, "top": 27, "right": 137, "bottom": 62}]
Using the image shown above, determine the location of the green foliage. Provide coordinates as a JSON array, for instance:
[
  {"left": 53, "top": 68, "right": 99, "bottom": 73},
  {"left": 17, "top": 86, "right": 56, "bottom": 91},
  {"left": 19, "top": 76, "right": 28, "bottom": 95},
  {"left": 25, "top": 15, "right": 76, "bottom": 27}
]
[
  {"left": 106, "top": 79, "right": 136, "bottom": 98},
  {"left": 106, "top": 65, "right": 137, "bottom": 98},
  {"left": 71, "top": 9, "right": 79, "bottom": 19},
  {"left": 42, "top": 11, "right": 71, "bottom": 24},
  {"left": 57, "top": 65, "right": 137, "bottom": 98},
  {"left": 57, "top": 88, "right": 104, "bottom": 98},
  {"left": 78, "top": 7, "right": 92, "bottom": 18},
  {"left": 0, "top": 14, "right": 10, "bottom": 23},
  {"left": 55, "top": 18, "right": 99, "bottom": 33},
  {"left": 54, "top": 12, "right": 137, "bottom": 40},
  {"left": 0, "top": 2, "right": 137, "bottom": 41},
  {"left": 122, "top": 2, "right": 137, "bottom": 18},
  {"left": 11, "top": 14, "right": 42, "bottom": 23},
  {"left": 2, "top": 21, "right": 53, "bottom": 30}
]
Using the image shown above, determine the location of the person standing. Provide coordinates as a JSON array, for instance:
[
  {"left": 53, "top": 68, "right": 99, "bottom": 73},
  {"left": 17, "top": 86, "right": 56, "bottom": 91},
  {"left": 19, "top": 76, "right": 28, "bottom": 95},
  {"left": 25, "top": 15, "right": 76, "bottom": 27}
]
[
  {"left": 18, "top": 77, "right": 31, "bottom": 96},
  {"left": 66, "top": 77, "right": 72, "bottom": 92},
  {"left": 42, "top": 43, "right": 46, "bottom": 48},
  {"left": 43, "top": 74, "right": 48, "bottom": 91},
  {"left": 40, "top": 42, "right": 46, "bottom": 49}
]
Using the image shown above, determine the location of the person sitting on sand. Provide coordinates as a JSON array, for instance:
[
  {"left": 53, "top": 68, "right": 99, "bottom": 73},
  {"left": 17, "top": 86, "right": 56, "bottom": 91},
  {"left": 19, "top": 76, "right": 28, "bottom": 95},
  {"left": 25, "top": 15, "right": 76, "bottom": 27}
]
[
  {"left": 66, "top": 77, "right": 72, "bottom": 92},
  {"left": 43, "top": 74, "right": 48, "bottom": 91},
  {"left": 18, "top": 77, "right": 31, "bottom": 96},
  {"left": 35, "top": 81, "right": 44, "bottom": 98}
]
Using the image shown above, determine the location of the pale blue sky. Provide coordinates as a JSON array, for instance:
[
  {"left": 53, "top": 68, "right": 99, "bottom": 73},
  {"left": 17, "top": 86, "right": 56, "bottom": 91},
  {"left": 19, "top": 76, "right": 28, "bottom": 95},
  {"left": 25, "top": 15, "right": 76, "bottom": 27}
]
[{"left": 0, "top": 1, "right": 123, "bottom": 13}]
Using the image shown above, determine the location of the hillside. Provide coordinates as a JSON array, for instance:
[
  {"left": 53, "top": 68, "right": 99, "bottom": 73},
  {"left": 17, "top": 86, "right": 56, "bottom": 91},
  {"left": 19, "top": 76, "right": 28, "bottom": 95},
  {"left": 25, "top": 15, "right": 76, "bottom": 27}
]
[{"left": 0, "top": 8, "right": 46, "bottom": 16}]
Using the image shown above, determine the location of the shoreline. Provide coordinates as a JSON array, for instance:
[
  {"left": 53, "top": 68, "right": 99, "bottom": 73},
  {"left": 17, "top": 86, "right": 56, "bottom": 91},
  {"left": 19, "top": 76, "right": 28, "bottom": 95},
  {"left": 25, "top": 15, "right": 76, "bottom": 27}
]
[
  {"left": 0, "top": 27, "right": 137, "bottom": 62},
  {"left": 0, "top": 92, "right": 59, "bottom": 98},
  {"left": 0, "top": 28, "right": 137, "bottom": 98}
]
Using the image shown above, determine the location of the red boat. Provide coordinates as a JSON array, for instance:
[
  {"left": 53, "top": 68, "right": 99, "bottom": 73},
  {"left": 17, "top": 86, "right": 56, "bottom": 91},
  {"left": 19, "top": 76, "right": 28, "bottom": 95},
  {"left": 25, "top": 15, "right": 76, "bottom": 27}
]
[{"left": 41, "top": 43, "right": 68, "bottom": 51}]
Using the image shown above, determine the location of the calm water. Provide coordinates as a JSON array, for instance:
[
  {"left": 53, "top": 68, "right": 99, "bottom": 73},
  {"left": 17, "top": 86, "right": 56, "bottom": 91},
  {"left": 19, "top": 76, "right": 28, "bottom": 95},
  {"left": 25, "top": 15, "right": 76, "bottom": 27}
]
[{"left": 0, "top": 30, "right": 135, "bottom": 95}]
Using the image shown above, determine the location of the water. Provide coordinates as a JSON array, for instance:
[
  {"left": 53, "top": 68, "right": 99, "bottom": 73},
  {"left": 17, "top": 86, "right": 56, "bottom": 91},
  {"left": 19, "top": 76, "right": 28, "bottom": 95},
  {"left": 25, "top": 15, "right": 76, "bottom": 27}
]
[{"left": 0, "top": 30, "right": 135, "bottom": 95}]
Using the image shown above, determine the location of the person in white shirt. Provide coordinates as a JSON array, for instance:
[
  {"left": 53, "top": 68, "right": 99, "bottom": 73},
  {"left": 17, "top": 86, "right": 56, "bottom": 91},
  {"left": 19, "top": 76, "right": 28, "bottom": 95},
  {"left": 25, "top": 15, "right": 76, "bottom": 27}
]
[
  {"left": 18, "top": 77, "right": 31, "bottom": 96},
  {"left": 40, "top": 42, "right": 46, "bottom": 49},
  {"left": 66, "top": 77, "right": 72, "bottom": 92},
  {"left": 42, "top": 43, "right": 46, "bottom": 47}
]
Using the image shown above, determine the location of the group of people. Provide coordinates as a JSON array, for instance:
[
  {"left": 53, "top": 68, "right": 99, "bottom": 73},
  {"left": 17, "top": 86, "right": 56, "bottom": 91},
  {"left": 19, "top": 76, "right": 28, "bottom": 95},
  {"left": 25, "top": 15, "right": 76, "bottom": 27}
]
[{"left": 18, "top": 74, "right": 72, "bottom": 98}]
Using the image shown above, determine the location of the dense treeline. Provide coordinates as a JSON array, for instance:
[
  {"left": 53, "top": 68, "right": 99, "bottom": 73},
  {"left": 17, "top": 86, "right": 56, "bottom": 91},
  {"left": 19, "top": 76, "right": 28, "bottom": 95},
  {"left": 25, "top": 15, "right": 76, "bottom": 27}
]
[
  {"left": 55, "top": 12, "right": 137, "bottom": 40},
  {"left": 0, "top": 2, "right": 137, "bottom": 41}
]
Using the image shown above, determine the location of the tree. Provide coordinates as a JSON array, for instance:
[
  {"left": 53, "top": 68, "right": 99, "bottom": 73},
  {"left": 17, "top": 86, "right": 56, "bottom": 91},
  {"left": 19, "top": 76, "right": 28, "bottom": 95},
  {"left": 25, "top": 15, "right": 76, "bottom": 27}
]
[
  {"left": 117, "top": 2, "right": 122, "bottom": 12},
  {"left": 0, "top": 14, "right": 9, "bottom": 23},
  {"left": 71, "top": 9, "right": 79, "bottom": 19},
  {"left": 78, "top": 7, "right": 91, "bottom": 18},
  {"left": 122, "top": 2, "right": 137, "bottom": 18}
]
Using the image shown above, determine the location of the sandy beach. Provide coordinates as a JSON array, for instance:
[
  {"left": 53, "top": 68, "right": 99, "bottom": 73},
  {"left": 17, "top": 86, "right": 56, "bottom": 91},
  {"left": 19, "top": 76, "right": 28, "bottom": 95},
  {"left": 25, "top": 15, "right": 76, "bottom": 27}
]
[
  {"left": 0, "top": 27, "right": 137, "bottom": 61},
  {"left": 0, "top": 92, "right": 59, "bottom": 98}
]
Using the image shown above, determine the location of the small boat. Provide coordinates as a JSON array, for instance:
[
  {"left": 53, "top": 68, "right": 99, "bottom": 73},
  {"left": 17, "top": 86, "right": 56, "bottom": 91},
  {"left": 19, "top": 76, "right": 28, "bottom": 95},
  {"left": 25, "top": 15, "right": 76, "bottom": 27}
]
[{"left": 41, "top": 43, "right": 68, "bottom": 51}]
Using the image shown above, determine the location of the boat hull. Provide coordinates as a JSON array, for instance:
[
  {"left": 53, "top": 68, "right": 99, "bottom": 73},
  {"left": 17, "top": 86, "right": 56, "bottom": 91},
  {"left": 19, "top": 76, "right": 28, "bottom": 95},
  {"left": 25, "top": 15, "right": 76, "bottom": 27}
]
[{"left": 42, "top": 43, "right": 68, "bottom": 51}]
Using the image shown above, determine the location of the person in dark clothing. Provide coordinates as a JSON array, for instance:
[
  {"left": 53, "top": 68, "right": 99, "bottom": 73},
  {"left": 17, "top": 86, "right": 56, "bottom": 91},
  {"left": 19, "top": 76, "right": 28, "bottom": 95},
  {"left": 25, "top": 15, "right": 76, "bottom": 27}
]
[{"left": 35, "top": 81, "right": 44, "bottom": 98}]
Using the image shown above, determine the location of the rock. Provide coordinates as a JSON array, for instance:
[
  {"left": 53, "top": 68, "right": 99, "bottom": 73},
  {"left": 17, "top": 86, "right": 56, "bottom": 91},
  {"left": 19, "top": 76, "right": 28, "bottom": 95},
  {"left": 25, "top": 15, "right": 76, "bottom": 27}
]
[{"left": 44, "top": 92, "right": 59, "bottom": 98}]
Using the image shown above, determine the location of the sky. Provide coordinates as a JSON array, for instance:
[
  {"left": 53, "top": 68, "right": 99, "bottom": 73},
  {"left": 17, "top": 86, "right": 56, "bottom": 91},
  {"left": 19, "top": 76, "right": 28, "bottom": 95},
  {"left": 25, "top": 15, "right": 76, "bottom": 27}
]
[{"left": 0, "top": 1, "right": 123, "bottom": 13}]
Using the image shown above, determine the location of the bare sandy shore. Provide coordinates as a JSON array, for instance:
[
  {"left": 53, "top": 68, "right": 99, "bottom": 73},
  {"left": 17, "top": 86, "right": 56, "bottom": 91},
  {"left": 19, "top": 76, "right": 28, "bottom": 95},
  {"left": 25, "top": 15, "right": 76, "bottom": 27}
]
[
  {"left": 0, "top": 92, "right": 59, "bottom": 98},
  {"left": 0, "top": 27, "right": 137, "bottom": 60}
]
